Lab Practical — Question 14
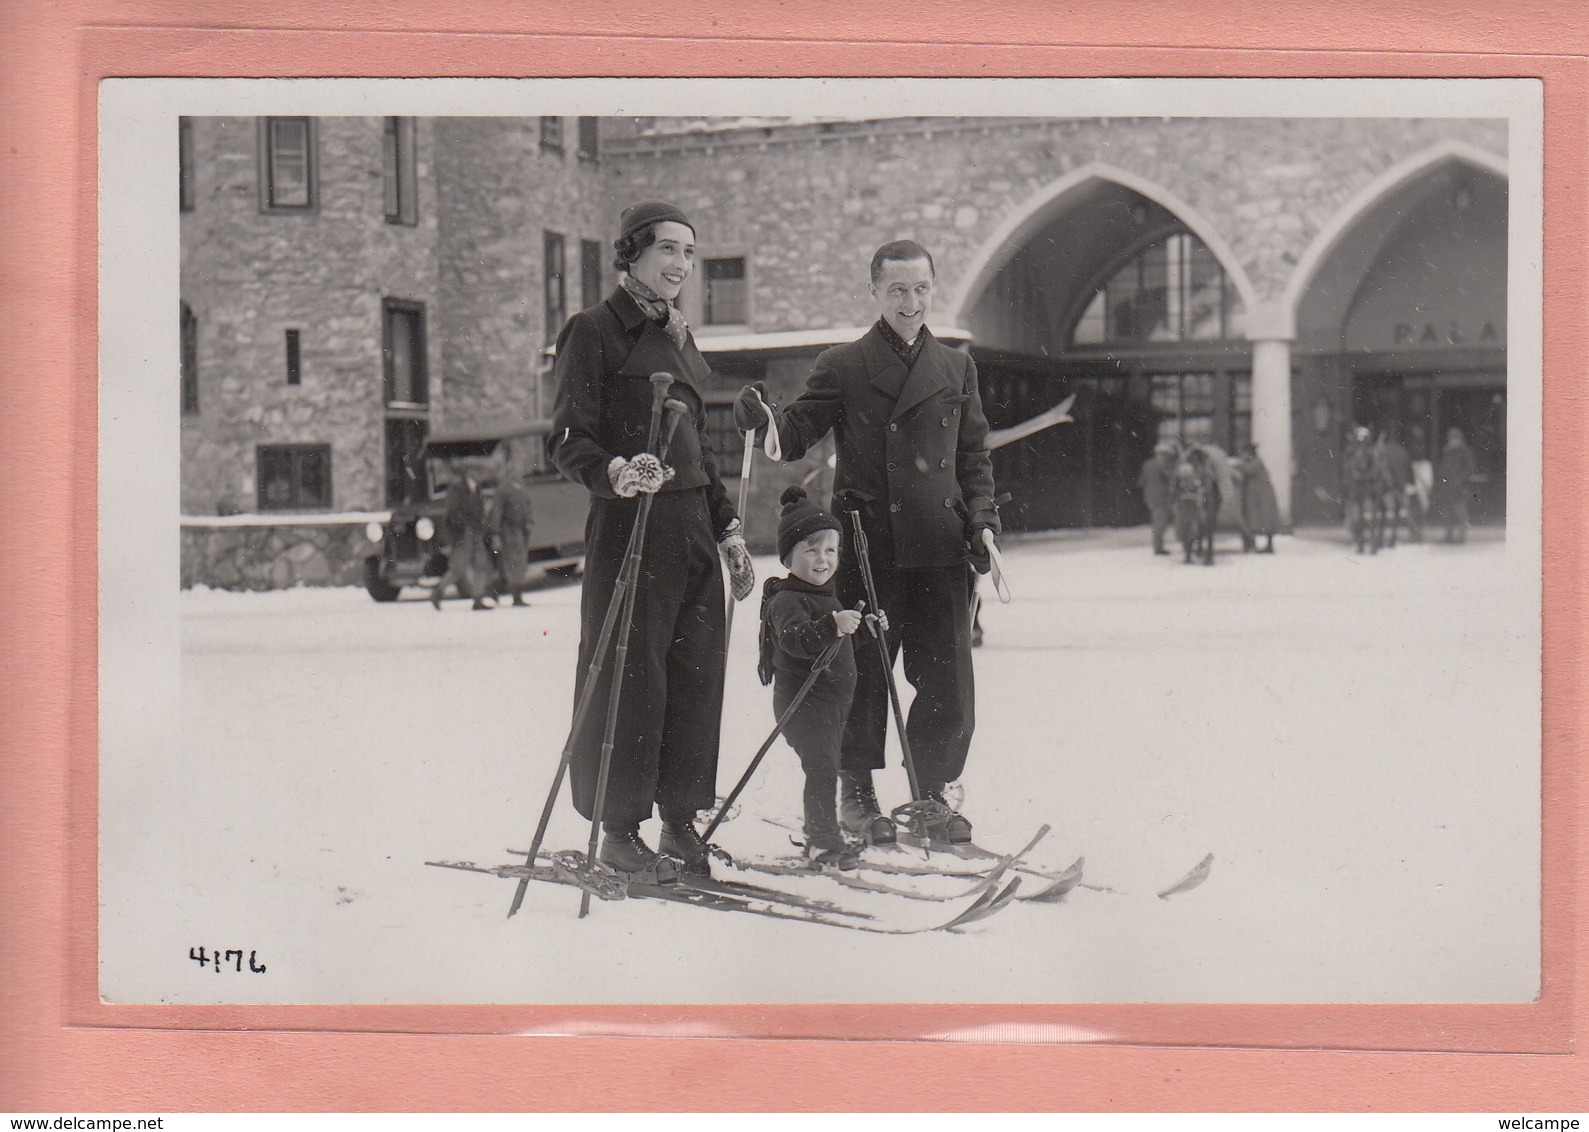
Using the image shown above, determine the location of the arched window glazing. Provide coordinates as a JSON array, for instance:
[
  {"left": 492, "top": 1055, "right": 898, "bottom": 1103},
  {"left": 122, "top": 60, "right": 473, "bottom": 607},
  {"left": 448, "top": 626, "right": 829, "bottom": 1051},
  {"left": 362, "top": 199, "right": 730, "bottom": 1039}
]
[{"left": 1073, "top": 230, "right": 1246, "bottom": 347}]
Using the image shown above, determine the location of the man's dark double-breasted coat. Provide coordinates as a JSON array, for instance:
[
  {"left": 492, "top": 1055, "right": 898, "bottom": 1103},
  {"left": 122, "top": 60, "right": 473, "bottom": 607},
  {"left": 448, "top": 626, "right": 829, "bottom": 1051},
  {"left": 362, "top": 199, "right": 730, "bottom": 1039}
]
[
  {"left": 549, "top": 286, "right": 738, "bottom": 827},
  {"left": 767, "top": 323, "right": 998, "bottom": 790}
]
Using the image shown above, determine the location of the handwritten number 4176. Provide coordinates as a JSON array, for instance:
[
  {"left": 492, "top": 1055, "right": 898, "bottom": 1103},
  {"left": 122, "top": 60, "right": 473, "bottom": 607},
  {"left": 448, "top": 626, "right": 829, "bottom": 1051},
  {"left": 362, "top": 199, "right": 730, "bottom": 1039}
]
[{"left": 190, "top": 946, "right": 266, "bottom": 973}]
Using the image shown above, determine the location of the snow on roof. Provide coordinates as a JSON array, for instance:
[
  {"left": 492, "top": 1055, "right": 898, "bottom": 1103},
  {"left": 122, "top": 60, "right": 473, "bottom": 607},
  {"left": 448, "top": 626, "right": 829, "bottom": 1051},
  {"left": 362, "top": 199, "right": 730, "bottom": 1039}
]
[
  {"left": 539, "top": 326, "right": 972, "bottom": 359},
  {"left": 695, "top": 326, "right": 972, "bottom": 354}
]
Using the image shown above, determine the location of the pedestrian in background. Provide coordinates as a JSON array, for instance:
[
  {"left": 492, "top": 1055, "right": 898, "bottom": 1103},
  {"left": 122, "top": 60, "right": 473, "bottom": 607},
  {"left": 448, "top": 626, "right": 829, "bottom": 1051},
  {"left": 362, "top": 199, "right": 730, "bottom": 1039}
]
[
  {"left": 429, "top": 465, "right": 493, "bottom": 611},
  {"left": 490, "top": 471, "right": 535, "bottom": 607},
  {"left": 1233, "top": 444, "right": 1280, "bottom": 554},
  {"left": 1137, "top": 441, "right": 1178, "bottom": 556},
  {"left": 1436, "top": 426, "right": 1477, "bottom": 543}
]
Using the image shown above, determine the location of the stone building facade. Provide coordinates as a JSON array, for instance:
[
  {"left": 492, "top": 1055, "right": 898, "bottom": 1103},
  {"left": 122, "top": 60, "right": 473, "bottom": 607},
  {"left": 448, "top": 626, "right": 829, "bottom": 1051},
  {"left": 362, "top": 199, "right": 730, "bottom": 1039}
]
[
  {"left": 181, "top": 114, "right": 1509, "bottom": 587},
  {"left": 609, "top": 116, "right": 1509, "bottom": 530},
  {"left": 180, "top": 115, "right": 609, "bottom": 586}
]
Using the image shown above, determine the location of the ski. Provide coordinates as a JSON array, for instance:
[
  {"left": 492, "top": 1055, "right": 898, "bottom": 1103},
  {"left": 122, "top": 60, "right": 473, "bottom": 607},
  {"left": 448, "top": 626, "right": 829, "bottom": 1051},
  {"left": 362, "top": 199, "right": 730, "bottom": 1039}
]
[
  {"left": 727, "top": 825, "right": 1051, "bottom": 905},
  {"left": 731, "top": 856, "right": 974, "bottom": 902},
  {"left": 676, "top": 874, "right": 873, "bottom": 917},
  {"left": 761, "top": 814, "right": 1075, "bottom": 885},
  {"left": 426, "top": 856, "right": 1020, "bottom": 935},
  {"left": 891, "top": 827, "right": 1082, "bottom": 887},
  {"left": 496, "top": 850, "right": 872, "bottom": 918}
]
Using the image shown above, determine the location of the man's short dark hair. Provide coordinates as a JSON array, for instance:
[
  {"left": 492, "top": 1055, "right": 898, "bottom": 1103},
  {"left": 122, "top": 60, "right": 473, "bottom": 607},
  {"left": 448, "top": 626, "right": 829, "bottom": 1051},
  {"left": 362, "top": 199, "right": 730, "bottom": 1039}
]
[{"left": 870, "top": 240, "right": 935, "bottom": 287}]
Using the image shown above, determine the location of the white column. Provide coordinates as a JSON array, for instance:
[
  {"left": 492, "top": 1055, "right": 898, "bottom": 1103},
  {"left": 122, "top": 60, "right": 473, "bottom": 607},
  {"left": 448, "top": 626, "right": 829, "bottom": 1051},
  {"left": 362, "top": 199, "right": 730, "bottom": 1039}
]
[
  {"left": 1250, "top": 338, "right": 1293, "bottom": 526},
  {"left": 1247, "top": 302, "right": 1296, "bottom": 528}
]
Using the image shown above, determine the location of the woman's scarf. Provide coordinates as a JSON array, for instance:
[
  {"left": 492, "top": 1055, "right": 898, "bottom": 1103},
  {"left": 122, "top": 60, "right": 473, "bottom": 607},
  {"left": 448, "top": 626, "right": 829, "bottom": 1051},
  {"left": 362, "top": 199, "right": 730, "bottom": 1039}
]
[{"left": 621, "top": 272, "right": 690, "bottom": 350}]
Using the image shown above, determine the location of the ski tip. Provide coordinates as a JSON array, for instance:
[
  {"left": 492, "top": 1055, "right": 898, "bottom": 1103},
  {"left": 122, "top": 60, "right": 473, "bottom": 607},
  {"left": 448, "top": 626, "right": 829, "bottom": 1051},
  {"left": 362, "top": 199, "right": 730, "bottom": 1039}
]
[
  {"left": 991, "top": 876, "right": 1023, "bottom": 909},
  {"left": 943, "top": 876, "right": 1022, "bottom": 931},
  {"left": 1156, "top": 852, "right": 1214, "bottom": 900}
]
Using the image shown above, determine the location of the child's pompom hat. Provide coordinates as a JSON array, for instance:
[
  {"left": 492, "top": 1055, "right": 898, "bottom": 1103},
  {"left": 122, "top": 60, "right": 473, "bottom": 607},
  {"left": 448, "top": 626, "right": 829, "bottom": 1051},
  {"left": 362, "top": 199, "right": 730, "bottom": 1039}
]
[{"left": 777, "top": 485, "right": 842, "bottom": 563}]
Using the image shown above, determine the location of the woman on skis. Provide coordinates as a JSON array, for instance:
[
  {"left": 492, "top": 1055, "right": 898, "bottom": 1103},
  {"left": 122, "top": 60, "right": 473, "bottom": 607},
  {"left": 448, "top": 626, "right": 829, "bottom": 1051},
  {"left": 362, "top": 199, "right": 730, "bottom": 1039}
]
[{"left": 547, "top": 201, "right": 755, "bottom": 884}]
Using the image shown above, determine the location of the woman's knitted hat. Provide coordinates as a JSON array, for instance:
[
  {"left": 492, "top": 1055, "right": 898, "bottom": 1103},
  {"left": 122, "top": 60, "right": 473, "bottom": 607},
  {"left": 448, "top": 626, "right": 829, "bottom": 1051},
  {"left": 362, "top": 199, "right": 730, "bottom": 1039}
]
[
  {"left": 777, "top": 485, "right": 842, "bottom": 563},
  {"left": 619, "top": 200, "right": 695, "bottom": 243}
]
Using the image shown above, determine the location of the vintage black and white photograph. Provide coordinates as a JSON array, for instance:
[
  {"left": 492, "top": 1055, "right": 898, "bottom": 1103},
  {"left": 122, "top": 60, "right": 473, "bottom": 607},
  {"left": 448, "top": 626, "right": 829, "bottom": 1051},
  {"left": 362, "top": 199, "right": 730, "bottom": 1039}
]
[{"left": 98, "top": 78, "right": 1542, "bottom": 1008}]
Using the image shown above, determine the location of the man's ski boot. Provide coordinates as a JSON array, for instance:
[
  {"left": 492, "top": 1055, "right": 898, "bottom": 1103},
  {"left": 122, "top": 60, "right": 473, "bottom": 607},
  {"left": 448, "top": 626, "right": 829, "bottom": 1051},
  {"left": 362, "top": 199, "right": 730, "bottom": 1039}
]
[
  {"left": 892, "top": 786, "right": 973, "bottom": 846},
  {"left": 658, "top": 820, "right": 713, "bottom": 878},
  {"left": 839, "top": 772, "right": 898, "bottom": 846},
  {"left": 598, "top": 824, "right": 680, "bottom": 886}
]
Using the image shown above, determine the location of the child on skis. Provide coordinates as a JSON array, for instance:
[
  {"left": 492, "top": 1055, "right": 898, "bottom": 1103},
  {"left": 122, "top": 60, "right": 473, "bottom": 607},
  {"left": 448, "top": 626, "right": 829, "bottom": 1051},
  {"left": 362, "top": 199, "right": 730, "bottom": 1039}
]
[{"left": 758, "top": 486, "right": 886, "bottom": 868}]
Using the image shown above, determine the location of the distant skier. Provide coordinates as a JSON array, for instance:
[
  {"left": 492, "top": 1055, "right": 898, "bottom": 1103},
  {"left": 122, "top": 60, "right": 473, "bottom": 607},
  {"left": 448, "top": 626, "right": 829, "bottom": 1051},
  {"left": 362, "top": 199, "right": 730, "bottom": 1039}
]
[{"left": 758, "top": 486, "right": 887, "bottom": 864}]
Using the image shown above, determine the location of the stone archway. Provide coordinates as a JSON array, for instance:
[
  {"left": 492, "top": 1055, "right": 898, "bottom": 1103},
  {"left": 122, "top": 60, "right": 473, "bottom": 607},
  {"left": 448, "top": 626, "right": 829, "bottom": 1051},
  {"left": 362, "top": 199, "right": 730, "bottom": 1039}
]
[
  {"left": 1283, "top": 144, "right": 1509, "bottom": 525},
  {"left": 947, "top": 161, "right": 1259, "bottom": 330},
  {"left": 947, "top": 165, "right": 1258, "bottom": 531}
]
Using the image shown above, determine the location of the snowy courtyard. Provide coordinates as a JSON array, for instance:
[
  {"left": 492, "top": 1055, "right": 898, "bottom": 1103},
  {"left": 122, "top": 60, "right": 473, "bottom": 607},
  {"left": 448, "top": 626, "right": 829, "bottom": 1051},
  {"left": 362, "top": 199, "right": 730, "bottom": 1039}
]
[{"left": 101, "top": 525, "right": 1539, "bottom": 1008}]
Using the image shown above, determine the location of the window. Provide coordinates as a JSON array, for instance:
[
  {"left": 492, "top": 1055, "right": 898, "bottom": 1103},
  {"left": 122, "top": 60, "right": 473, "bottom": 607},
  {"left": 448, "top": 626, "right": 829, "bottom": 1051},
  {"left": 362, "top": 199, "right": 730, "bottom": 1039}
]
[
  {"left": 180, "top": 302, "right": 198, "bottom": 414},
  {"left": 703, "top": 257, "right": 748, "bottom": 326},
  {"left": 382, "top": 117, "right": 418, "bottom": 226},
  {"left": 259, "top": 117, "right": 316, "bottom": 211},
  {"left": 576, "top": 117, "right": 599, "bottom": 161},
  {"left": 540, "top": 116, "right": 564, "bottom": 154},
  {"left": 544, "top": 231, "right": 566, "bottom": 344},
  {"left": 1150, "top": 370, "right": 1252, "bottom": 452},
  {"left": 581, "top": 238, "right": 604, "bottom": 309},
  {"left": 257, "top": 444, "right": 332, "bottom": 510},
  {"left": 1073, "top": 230, "right": 1244, "bottom": 347},
  {"left": 179, "top": 118, "right": 194, "bottom": 211},
  {"left": 285, "top": 329, "right": 302, "bottom": 385},
  {"left": 1152, "top": 372, "right": 1217, "bottom": 446},
  {"left": 382, "top": 300, "right": 428, "bottom": 406}
]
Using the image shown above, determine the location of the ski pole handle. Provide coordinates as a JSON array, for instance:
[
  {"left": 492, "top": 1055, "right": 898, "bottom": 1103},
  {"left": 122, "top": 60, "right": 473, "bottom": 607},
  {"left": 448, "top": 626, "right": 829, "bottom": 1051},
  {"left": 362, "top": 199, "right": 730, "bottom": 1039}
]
[
  {"left": 659, "top": 398, "right": 689, "bottom": 460},
  {"left": 645, "top": 372, "right": 674, "bottom": 452}
]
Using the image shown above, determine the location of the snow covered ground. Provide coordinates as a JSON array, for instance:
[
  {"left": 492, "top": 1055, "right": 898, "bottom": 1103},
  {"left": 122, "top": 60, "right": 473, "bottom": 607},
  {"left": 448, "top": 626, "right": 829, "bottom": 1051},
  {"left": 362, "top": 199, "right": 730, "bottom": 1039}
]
[{"left": 101, "top": 526, "right": 1539, "bottom": 1007}]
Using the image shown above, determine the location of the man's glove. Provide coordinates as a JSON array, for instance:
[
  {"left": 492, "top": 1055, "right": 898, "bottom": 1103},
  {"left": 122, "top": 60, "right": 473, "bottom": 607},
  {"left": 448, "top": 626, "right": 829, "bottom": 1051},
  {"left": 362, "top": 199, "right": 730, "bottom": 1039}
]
[
  {"left": 719, "top": 532, "right": 756, "bottom": 601},
  {"left": 733, "top": 381, "right": 772, "bottom": 433},
  {"left": 967, "top": 525, "right": 994, "bottom": 574},
  {"left": 608, "top": 453, "right": 674, "bottom": 498},
  {"left": 966, "top": 506, "right": 1000, "bottom": 575}
]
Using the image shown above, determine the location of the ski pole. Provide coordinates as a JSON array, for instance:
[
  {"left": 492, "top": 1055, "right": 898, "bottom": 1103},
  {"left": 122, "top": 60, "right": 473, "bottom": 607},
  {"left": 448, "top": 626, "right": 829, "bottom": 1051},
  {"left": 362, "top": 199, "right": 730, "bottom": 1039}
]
[
  {"left": 842, "top": 506, "right": 922, "bottom": 801},
  {"left": 700, "top": 602, "right": 864, "bottom": 845},
  {"left": 723, "top": 426, "right": 756, "bottom": 640},
  {"left": 982, "top": 528, "right": 1011, "bottom": 603},
  {"left": 580, "top": 397, "right": 690, "bottom": 919},
  {"left": 509, "top": 372, "right": 675, "bottom": 919}
]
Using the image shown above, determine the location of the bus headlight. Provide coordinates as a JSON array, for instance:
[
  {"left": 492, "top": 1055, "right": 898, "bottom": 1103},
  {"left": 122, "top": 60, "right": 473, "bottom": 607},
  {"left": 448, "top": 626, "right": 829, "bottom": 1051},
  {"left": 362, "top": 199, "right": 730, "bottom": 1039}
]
[
  {"left": 364, "top": 522, "right": 384, "bottom": 544},
  {"left": 416, "top": 517, "right": 436, "bottom": 541}
]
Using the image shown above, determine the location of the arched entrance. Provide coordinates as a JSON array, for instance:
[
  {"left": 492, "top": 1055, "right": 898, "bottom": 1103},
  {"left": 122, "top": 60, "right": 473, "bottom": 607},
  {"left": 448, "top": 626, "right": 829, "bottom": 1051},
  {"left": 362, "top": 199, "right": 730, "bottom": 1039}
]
[
  {"left": 959, "top": 176, "right": 1252, "bottom": 531},
  {"left": 1288, "top": 151, "right": 1508, "bottom": 524}
]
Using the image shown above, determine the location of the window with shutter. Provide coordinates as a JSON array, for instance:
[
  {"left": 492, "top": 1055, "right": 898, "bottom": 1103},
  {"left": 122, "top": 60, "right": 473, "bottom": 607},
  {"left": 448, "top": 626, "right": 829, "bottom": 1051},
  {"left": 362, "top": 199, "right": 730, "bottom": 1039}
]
[{"left": 259, "top": 117, "right": 316, "bottom": 212}]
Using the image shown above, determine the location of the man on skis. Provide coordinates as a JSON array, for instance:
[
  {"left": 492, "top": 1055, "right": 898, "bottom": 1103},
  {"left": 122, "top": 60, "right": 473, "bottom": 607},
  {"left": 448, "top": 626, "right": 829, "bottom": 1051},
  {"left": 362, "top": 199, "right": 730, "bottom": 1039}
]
[{"left": 734, "top": 239, "right": 999, "bottom": 847}]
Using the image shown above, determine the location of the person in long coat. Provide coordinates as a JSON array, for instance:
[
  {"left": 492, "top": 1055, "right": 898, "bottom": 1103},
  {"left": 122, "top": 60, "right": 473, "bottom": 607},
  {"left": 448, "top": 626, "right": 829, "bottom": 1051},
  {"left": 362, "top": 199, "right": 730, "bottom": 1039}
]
[
  {"left": 1137, "top": 441, "right": 1178, "bottom": 555},
  {"left": 489, "top": 472, "right": 534, "bottom": 606},
  {"left": 735, "top": 240, "right": 998, "bottom": 847},
  {"left": 1233, "top": 444, "right": 1280, "bottom": 553},
  {"left": 548, "top": 201, "right": 753, "bottom": 883},
  {"left": 428, "top": 467, "right": 492, "bottom": 610},
  {"left": 1435, "top": 426, "right": 1478, "bottom": 543}
]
